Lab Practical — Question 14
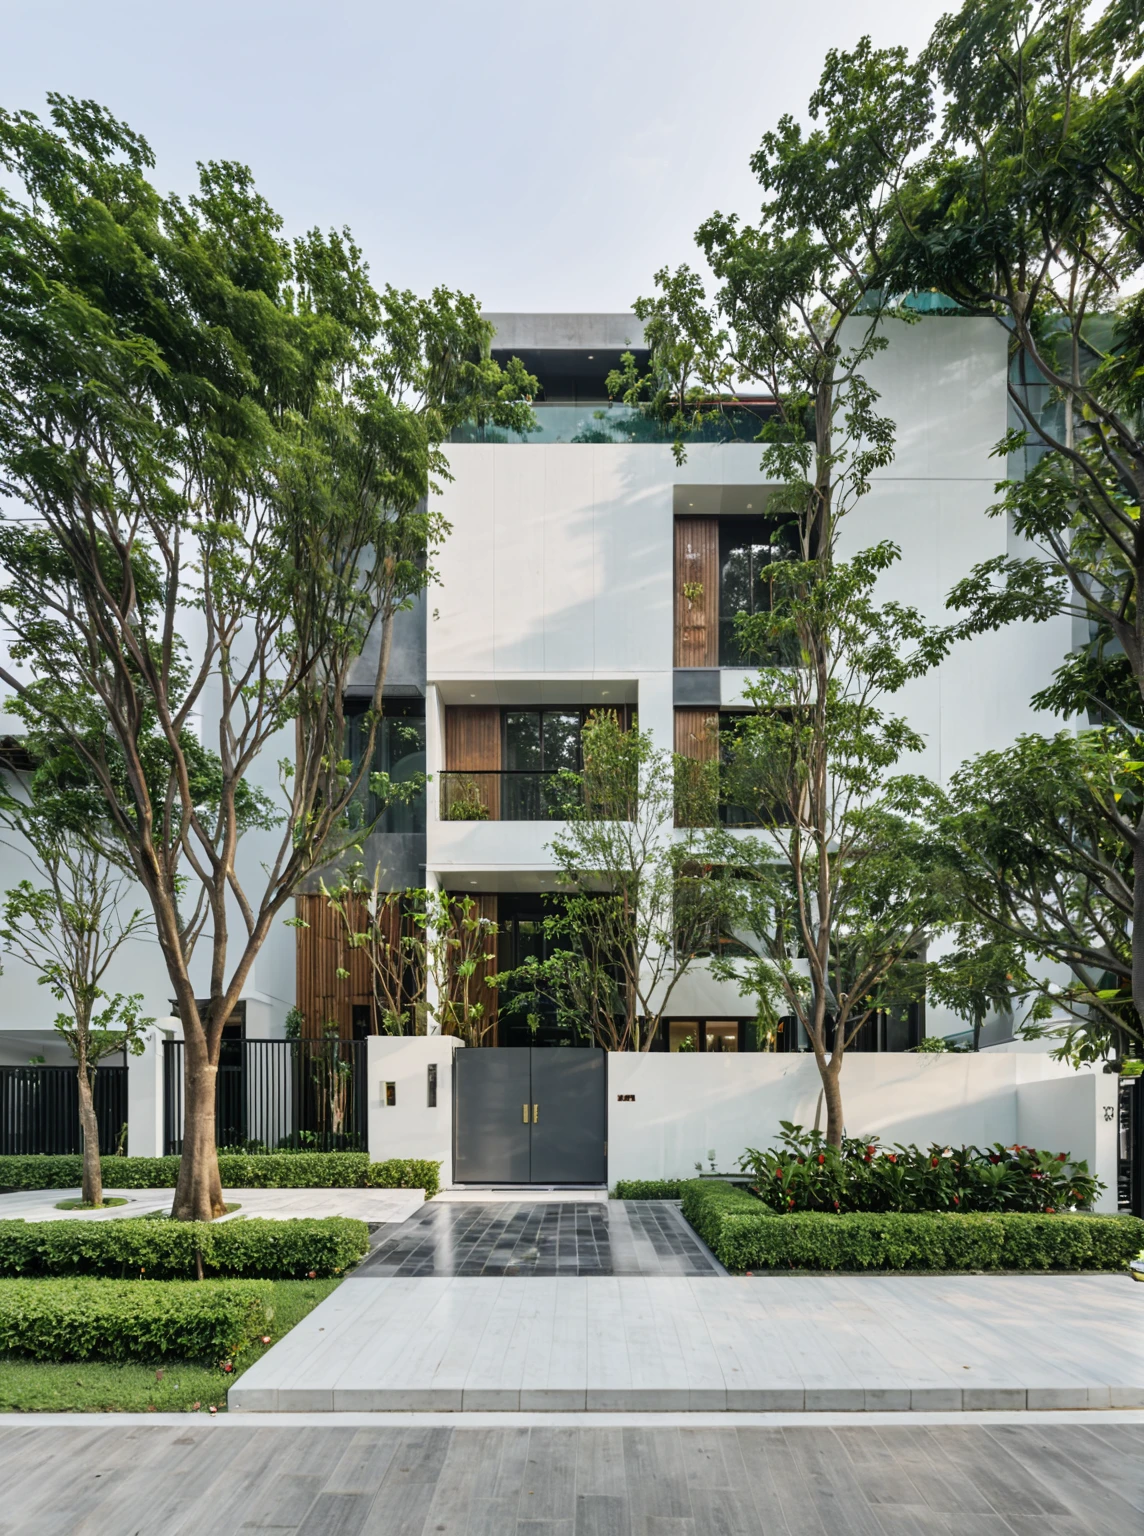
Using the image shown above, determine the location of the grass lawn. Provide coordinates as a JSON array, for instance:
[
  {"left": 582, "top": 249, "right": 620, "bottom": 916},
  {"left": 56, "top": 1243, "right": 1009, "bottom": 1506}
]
[{"left": 0, "top": 1277, "right": 339, "bottom": 1413}]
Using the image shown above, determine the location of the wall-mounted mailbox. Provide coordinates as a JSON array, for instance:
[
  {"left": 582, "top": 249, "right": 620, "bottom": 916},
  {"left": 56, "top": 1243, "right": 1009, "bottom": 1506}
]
[
  {"left": 385, "top": 1081, "right": 396, "bottom": 1107},
  {"left": 427, "top": 1063, "right": 438, "bottom": 1108},
  {"left": 616, "top": 1093, "right": 636, "bottom": 1102}
]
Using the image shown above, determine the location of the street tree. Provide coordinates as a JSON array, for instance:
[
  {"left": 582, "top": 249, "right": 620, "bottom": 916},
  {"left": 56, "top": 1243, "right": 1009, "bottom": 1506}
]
[
  {"left": 709, "top": 546, "right": 953, "bottom": 1144},
  {"left": 923, "top": 730, "right": 1142, "bottom": 1065},
  {"left": 888, "top": 0, "right": 1144, "bottom": 1017},
  {"left": 0, "top": 97, "right": 535, "bottom": 1217},
  {"left": 0, "top": 770, "right": 152, "bottom": 1205}
]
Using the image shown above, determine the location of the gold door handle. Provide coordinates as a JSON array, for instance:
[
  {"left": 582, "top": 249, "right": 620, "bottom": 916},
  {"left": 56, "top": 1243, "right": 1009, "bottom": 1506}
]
[
  {"left": 522, "top": 1104, "right": 528, "bottom": 1124},
  {"left": 533, "top": 1103, "right": 539, "bottom": 1123}
]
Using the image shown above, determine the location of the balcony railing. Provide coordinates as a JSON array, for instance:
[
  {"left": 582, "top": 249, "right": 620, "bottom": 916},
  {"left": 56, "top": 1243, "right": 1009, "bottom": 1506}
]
[
  {"left": 450, "top": 401, "right": 771, "bottom": 446},
  {"left": 439, "top": 770, "right": 584, "bottom": 822}
]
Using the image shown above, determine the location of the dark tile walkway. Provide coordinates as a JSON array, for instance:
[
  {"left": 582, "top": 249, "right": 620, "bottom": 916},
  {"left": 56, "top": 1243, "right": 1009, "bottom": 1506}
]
[{"left": 349, "top": 1199, "right": 726, "bottom": 1278}]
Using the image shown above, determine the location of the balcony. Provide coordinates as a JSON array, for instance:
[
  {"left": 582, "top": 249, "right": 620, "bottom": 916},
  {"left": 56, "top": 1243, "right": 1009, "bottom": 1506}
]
[
  {"left": 449, "top": 401, "right": 770, "bottom": 446},
  {"left": 439, "top": 770, "right": 583, "bottom": 823}
]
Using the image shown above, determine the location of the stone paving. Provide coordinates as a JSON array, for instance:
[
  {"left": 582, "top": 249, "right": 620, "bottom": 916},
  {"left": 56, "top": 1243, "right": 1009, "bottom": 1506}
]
[
  {"left": 353, "top": 1199, "right": 723, "bottom": 1277},
  {"left": 230, "top": 1265, "right": 1144, "bottom": 1413}
]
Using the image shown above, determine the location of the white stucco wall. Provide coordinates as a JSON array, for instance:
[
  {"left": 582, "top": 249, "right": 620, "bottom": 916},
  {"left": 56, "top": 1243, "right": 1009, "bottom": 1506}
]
[
  {"left": 366, "top": 1034, "right": 462, "bottom": 1182},
  {"left": 605, "top": 1052, "right": 1119, "bottom": 1212}
]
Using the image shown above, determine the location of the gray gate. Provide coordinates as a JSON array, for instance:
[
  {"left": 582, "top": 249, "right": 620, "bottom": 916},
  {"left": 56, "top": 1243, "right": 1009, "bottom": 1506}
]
[{"left": 454, "top": 1048, "right": 606, "bottom": 1185}]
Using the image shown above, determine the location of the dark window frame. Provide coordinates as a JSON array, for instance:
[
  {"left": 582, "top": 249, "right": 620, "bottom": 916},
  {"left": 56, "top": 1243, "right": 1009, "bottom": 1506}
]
[{"left": 717, "top": 515, "right": 800, "bottom": 667}]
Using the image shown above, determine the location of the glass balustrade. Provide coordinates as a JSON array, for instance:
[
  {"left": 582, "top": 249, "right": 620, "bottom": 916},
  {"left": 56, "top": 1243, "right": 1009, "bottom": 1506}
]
[
  {"left": 438, "top": 770, "right": 584, "bottom": 822},
  {"left": 450, "top": 401, "right": 770, "bottom": 445}
]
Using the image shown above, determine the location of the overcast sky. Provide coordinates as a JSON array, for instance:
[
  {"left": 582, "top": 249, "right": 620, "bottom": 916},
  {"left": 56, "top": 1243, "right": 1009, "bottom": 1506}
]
[{"left": 4, "top": 0, "right": 947, "bottom": 314}]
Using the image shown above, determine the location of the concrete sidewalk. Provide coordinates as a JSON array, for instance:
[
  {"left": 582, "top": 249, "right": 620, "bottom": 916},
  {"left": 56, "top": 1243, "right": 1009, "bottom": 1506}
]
[{"left": 229, "top": 1271, "right": 1144, "bottom": 1413}]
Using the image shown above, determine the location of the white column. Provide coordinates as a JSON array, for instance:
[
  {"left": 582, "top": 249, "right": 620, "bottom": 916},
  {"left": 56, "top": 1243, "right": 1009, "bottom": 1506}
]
[{"left": 126, "top": 1022, "right": 173, "bottom": 1158}]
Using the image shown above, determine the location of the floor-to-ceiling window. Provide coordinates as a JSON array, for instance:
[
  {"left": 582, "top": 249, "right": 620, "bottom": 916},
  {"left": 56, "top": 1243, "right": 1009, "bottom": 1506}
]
[{"left": 345, "top": 700, "right": 426, "bottom": 834}]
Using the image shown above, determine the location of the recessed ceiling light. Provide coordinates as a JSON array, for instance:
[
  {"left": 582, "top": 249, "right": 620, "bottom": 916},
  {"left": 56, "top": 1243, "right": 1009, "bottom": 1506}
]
[
  {"left": 746, "top": 503, "right": 753, "bottom": 509},
  {"left": 470, "top": 693, "right": 476, "bottom": 699},
  {"left": 601, "top": 691, "right": 609, "bottom": 697},
  {"left": 689, "top": 502, "right": 694, "bottom": 508},
  {"left": 588, "top": 354, "right": 594, "bottom": 359},
  {"left": 470, "top": 880, "right": 478, "bottom": 885}
]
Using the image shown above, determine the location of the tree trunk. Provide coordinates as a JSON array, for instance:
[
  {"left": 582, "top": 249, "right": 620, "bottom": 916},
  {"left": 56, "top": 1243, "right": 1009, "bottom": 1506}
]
[
  {"left": 818, "top": 1056, "right": 845, "bottom": 1149},
  {"left": 171, "top": 1049, "right": 225, "bottom": 1221},
  {"left": 77, "top": 1061, "right": 103, "bottom": 1207}
]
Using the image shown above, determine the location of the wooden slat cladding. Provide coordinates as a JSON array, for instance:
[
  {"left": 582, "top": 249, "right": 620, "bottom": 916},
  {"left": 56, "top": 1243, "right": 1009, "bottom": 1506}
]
[
  {"left": 295, "top": 892, "right": 374, "bottom": 1039},
  {"left": 674, "top": 518, "right": 719, "bottom": 667},
  {"left": 674, "top": 709, "right": 720, "bottom": 828},
  {"left": 296, "top": 890, "right": 499, "bottom": 1043},
  {"left": 444, "top": 706, "right": 501, "bottom": 820},
  {"left": 673, "top": 708, "right": 720, "bottom": 761}
]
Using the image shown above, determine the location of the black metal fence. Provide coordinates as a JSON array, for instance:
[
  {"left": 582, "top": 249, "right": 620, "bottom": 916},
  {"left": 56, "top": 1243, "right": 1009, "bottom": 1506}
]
[
  {"left": 0, "top": 1065, "right": 128, "bottom": 1156},
  {"left": 163, "top": 1039, "right": 368, "bottom": 1156},
  {"left": 1119, "top": 1074, "right": 1143, "bottom": 1218}
]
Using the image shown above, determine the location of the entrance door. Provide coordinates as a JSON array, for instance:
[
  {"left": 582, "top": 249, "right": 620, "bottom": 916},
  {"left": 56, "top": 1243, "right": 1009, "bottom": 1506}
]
[
  {"left": 529, "top": 1050, "right": 606, "bottom": 1185},
  {"left": 454, "top": 1048, "right": 606, "bottom": 1184},
  {"left": 453, "top": 1048, "right": 532, "bottom": 1183}
]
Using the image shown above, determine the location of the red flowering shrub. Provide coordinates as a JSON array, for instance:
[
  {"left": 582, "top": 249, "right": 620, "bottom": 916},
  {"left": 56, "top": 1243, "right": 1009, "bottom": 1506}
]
[{"left": 738, "top": 1123, "right": 1101, "bottom": 1214}]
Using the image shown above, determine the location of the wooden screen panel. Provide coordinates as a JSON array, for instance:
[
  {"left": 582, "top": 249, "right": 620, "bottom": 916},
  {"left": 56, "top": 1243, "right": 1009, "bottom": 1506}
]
[
  {"left": 295, "top": 892, "right": 422, "bottom": 1039},
  {"left": 674, "top": 518, "right": 719, "bottom": 667},
  {"left": 294, "top": 892, "right": 374, "bottom": 1039},
  {"left": 444, "top": 706, "right": 501, "bottom": 820},
  {"left": 674, "top": 709, "right": 719, "bottom": 828},
  {"left": 674, "top": 708, "right": 719, "bottom": 761}
]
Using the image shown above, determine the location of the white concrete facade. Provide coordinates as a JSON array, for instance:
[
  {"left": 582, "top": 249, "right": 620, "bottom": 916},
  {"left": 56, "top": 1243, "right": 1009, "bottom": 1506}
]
[{"left": 426, "top": 315, "right": 1072, "bottom": 1031}]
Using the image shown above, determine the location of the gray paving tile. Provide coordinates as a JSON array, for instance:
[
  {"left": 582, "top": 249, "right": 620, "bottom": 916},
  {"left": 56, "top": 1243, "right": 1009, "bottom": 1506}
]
[{"left": 349, "top": 1201, "right": 720, "bottom": 1278}]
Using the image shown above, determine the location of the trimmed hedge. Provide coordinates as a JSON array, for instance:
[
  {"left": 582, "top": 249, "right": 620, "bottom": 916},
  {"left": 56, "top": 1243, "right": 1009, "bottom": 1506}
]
[
  {"left": 612, "top": 1180, "right": 683, "bottom": 1200},
  {"left": 681, "top": 1180, "right": 1144, "bottom": 1273},
  {"left": 0, "top": 1216, "right": 369, "bottom": 1280},
  {"left": 0, "top": 1278, "right": 274, "bottom": 1363},
  {"left": 0, "top": 1154, "right": 440, "bottom": 1198}
]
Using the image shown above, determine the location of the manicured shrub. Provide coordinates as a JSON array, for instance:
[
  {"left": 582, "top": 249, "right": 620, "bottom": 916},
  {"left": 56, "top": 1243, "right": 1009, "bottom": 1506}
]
[
  {"left": 738, "top": 1122, "right": 1101, "bottom": 1214},
  {"left": 0, "top": 1216, "right": 369, "bottom": 1280},
  {"left": 0, "top": 1154, "right": 440, "bottom": 1198},
  {"left": 0, "top": 1278, "right": 274, "bottom": 1363},
  {"left": 612, "top": 1180, "right": 683, "bottom": 1200},
  {"left": 681, "top": 1179, "right": 1144, "bottom": 1273}
]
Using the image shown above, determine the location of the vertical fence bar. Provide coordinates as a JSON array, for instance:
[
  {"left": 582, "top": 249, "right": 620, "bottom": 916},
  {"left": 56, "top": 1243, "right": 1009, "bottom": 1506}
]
[
  {"left": 0, "top": 1065, "right": 127, "bottom": 1156},
  {"left": 1121, "top": 1075, "right": 1143, "bottom": 1219},
  {"left": 157, "top": 1037, "right": 368, "bottom": 1157}
]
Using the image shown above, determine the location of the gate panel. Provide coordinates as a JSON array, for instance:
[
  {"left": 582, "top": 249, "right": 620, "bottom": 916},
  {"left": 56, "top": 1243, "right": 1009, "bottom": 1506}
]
[
  {"left": 454, "top": 1048, "right": 532, "bottom": 1183},
  {"left": 528, "top": 1049, "right": 607, "bottom": 1185}
]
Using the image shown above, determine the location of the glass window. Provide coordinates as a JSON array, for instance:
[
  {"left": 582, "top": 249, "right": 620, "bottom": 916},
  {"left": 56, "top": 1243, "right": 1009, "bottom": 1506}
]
[
  {"left": 718, "top": 517, "right": 797, "bottom": 665},
  {"left": 542, "top": 712, "right": 581, "bottom": 773},
  {"left": 345, "top": 702, "right": 426, "bottom": 834},
  {"left": 704, "top": 1020, "right": 739, "bottom": 1053},
  {"left": 505, "top": 711, "right": 543, "bottom": 772},
  {"left": 669, "top": 1021, "right": 700, "bottom": 1052}
]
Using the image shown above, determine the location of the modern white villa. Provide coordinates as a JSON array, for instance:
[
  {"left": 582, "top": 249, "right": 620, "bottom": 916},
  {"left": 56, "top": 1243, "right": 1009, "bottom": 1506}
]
[{"left": 0, "top": 310, "right": 1132, "bottom": 1204}]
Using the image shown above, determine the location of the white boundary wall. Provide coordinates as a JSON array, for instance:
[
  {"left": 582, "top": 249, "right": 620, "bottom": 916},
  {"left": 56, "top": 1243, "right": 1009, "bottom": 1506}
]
[
  {"left": 353, "top": 1041, "right": 1119, "bottom": 1208},
  {"left": 606, "top": 1053, "right": 1120, "bottom": 1212},
  {"left": 366, "top": 1036, "right": 462, "bottom": 1181}
]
